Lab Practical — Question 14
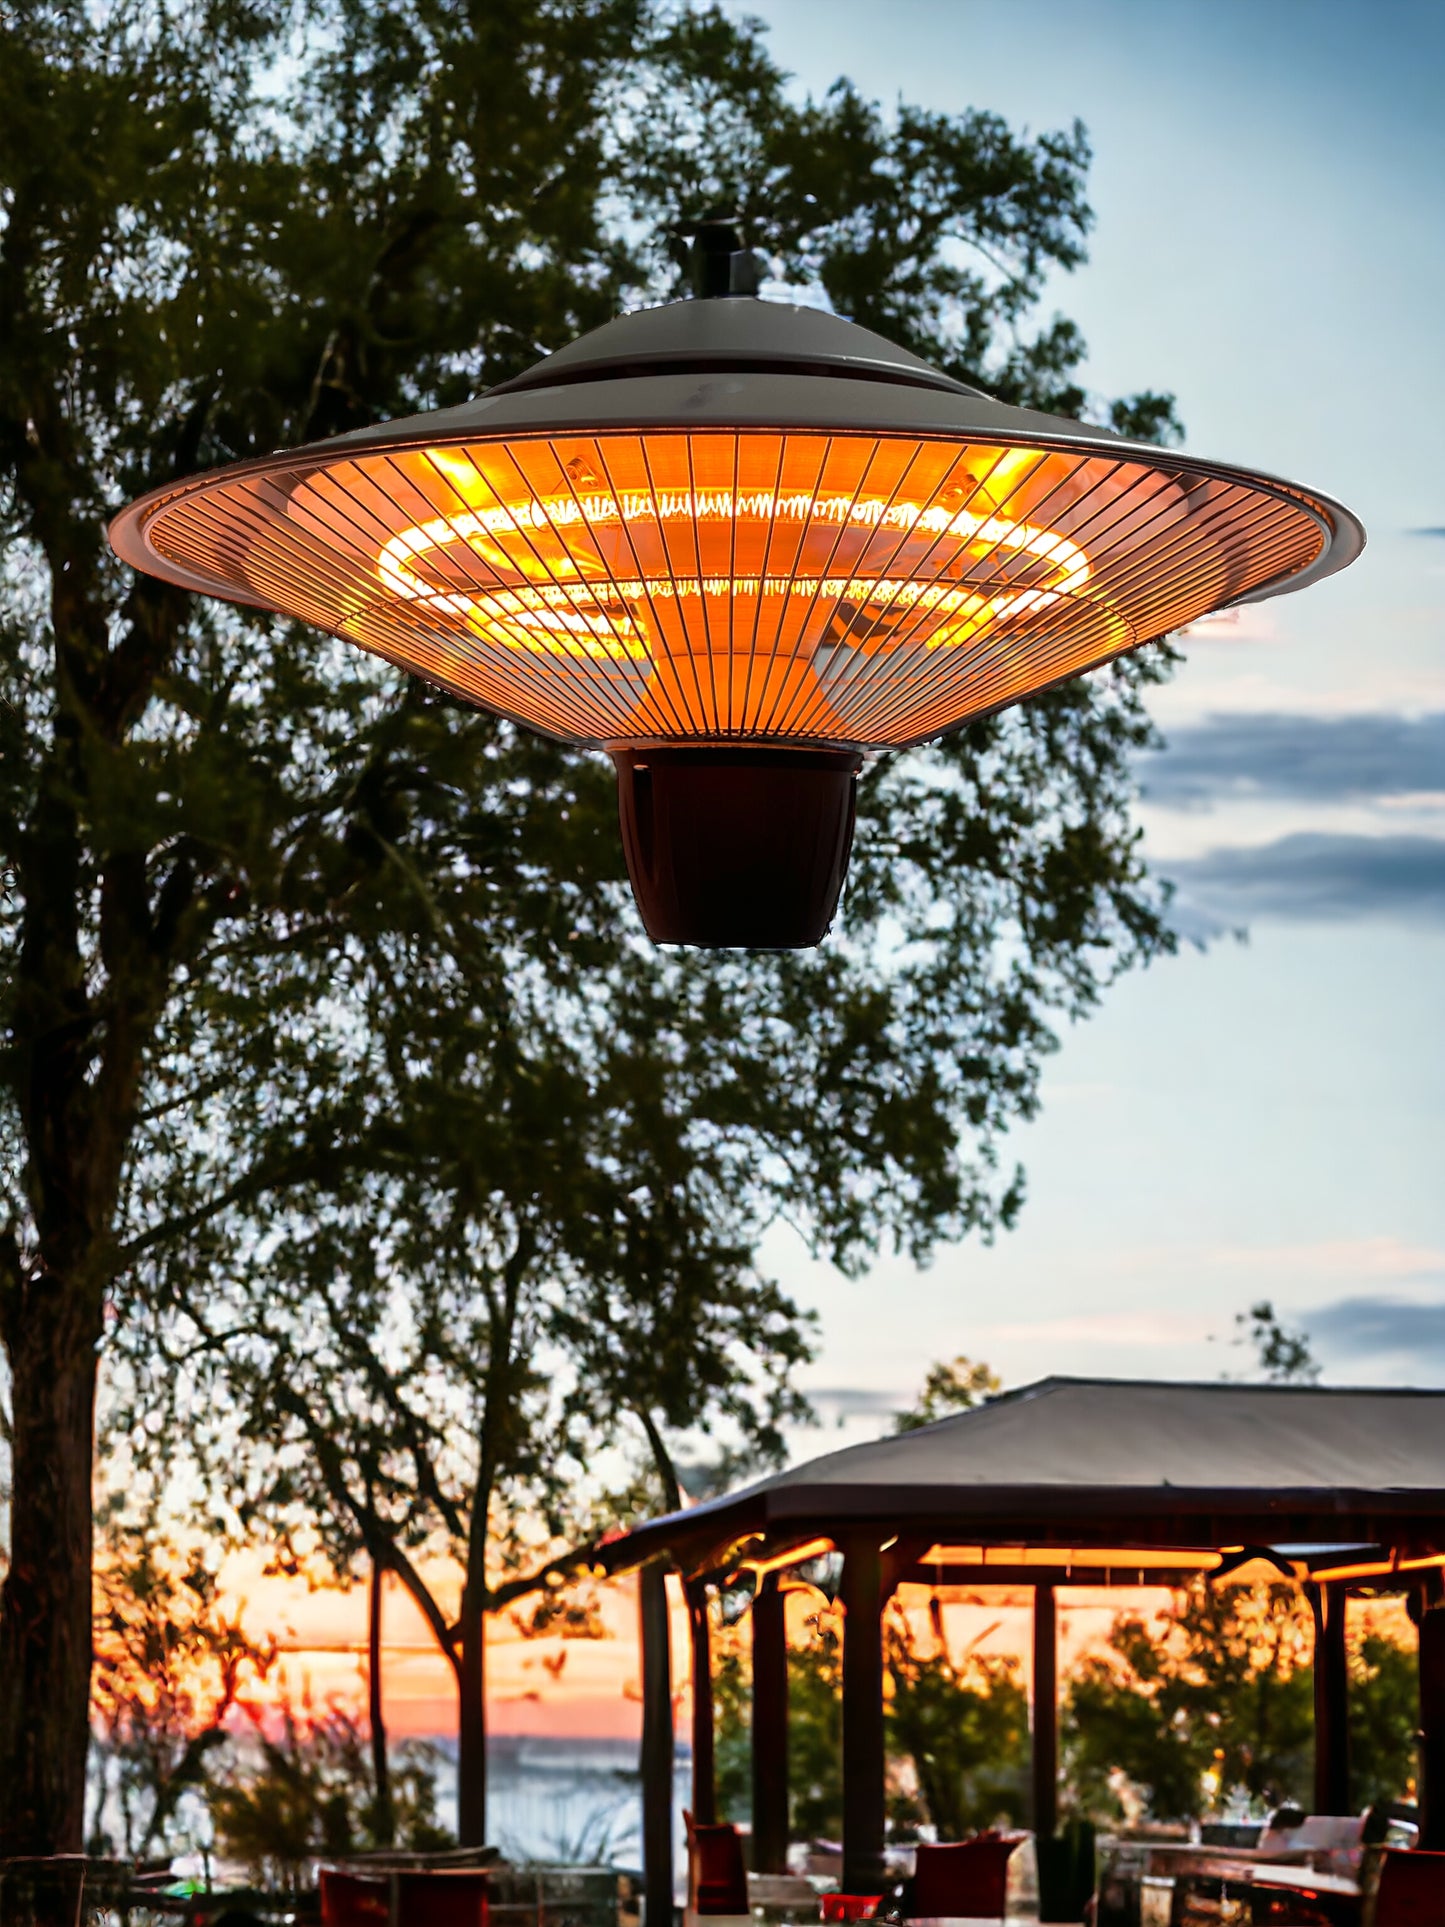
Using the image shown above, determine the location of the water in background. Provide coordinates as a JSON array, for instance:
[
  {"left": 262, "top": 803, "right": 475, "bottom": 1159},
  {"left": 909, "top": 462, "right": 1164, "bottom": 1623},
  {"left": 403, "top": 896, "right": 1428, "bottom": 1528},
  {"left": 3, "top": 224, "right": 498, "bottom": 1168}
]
[{"left": 430, "top": 1735, "right": 695, "bottom": 1886}]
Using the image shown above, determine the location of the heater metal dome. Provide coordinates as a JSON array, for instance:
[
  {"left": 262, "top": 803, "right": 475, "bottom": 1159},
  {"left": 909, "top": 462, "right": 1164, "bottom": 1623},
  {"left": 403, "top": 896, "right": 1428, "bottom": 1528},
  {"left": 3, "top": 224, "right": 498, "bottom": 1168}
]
[{"left": 109, "top": 273, "right": 1363, "bottom": 948}]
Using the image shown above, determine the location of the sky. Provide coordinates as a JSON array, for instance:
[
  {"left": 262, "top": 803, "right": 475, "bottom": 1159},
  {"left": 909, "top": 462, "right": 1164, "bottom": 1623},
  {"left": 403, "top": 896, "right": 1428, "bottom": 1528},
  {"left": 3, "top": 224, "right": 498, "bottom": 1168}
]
[
  {"left": 214, "top": 1, "right": 1445, "bottom": 1737},
  {"left": 720, "top": 0, "right": 1445, "bottom": 1429}
]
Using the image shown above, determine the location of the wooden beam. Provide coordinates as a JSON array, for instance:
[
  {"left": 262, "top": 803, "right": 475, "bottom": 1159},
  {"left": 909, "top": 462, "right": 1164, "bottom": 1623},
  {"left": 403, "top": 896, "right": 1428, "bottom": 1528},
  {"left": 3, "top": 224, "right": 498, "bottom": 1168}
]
[
  {"left": 1420, "top": 1593, "right": 1445, "bottom": 1850},
  {"left": 686, "top": 1578, "right": 716, "bottom": 1825},
  {"left": 751, "top": 1572, "right": 789, "bottom": 1874},
  {"left": 896, "top": 1562, "right": 1215, "bottom": 1590},
  {"left": 1310, "top": 1582, "right": 1351, "bottom": 1814},
  {"left": 639, "top": 1564, "right": 675, "bottom": 1927},
  {"left": 840, "top": 1536, "right": 887, "bottom": 1894},
  {"left": 1031, "top": 1582, "right": 1058, "bottom": 1843}
]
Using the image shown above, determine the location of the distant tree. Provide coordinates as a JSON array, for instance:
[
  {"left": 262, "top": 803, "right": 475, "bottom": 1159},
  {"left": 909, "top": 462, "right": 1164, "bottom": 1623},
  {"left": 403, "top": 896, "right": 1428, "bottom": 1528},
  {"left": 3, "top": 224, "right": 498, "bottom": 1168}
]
[
  {"left": 1236, "top": 1303, "right": 1320, "bottom": 1384},
  {"left": 711, "top": 1618, "right": 753, "bottom": 1826},
  {"left": 1065, "top": 1584, "right": 1419, "bottom": 1823},
  {"left": 1064, "top": 1582, "right": 1315, "bottom": 1822},
  {"left": 894, "top": 1356, "right": 1003, "bottom": 1432},
  {"left": 788, "top": 1607, "right": 846, "bottom": 1843},
  {"left": 1348, "top": 1629, "right": 1419, "bottom": 1809},
  {"left": 716, "top": 1585, "right": 1029, "bottom": 1845},
  {"left": 87, "top": 1524, "right": 275, "bottom": 1860},
  {"left": 208, "top": 1700, "right": 451, "bottom": 1891},
  {"left": 2, "top": 0, "right": 1180, "bottom": 1855},
  {"left": 884, "top": 1602, "right": 1028, "bottom": 1836},
  {"left": 133, "top": 1072, "right": 810, "bottom": 1845}
]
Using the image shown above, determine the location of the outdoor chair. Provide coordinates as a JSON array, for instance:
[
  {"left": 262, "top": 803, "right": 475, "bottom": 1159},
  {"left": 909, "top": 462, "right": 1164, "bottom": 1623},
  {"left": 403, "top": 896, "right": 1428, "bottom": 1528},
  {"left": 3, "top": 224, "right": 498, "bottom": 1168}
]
[
  {"left": 1372, "top": 1848, "right": 1445, "bottom": 1927},
  {"left": 684, "top": 1811, "right": 750, "bottom": 1919},
  {"left": 1256, "top": 1811, "right": 1368, "bottom": 1879},
  {"left": 319, "top": 1865, "right": 490, "bottom": 1927},
  {"left": 906, "top": 1835, "right": 1022, "bottom": 1921},
  {"left": 819, "top": 1897, "right": 878, "bottom": 1922}
]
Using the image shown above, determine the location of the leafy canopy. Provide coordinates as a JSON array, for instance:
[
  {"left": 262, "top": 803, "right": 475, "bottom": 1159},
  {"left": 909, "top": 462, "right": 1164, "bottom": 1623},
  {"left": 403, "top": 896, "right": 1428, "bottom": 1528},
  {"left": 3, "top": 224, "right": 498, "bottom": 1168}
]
[
  {"left": 1064, "top": 1581, "right": 1419, "bottom": 1823},
  {"left": 3, "top": 0, "right": 1183, "bottom": 1846}
]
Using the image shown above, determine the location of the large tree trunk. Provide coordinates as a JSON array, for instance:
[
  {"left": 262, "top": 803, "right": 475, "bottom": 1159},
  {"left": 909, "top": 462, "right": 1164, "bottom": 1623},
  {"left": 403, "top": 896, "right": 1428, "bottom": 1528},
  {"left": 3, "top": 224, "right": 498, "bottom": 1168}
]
[
  {"left": 456, "top": 1591, "right": 488, "bottom": 1847},
  {"left": 0, "top": 1270, "right": 103, "bottom": 1855},
  {"left": 454, "top": 1236, "right": 533, "bottom": 1848},
  {"left": 369, "top": 1557, "right": 395, "bottom": 1847}
]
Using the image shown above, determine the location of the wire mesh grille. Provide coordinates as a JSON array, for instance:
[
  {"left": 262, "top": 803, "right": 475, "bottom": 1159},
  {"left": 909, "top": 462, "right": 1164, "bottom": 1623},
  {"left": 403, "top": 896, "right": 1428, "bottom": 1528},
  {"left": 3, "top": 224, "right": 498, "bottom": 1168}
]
[{"left": 141, "top": 431, "right": 1326, "bottom": 747}]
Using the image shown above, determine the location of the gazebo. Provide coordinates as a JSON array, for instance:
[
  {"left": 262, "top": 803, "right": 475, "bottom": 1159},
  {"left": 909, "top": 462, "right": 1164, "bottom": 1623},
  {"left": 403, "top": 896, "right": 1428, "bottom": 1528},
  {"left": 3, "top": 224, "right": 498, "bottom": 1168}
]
[{"left": 582, "top": 1377, "right": 1445, "bottom": 1912}]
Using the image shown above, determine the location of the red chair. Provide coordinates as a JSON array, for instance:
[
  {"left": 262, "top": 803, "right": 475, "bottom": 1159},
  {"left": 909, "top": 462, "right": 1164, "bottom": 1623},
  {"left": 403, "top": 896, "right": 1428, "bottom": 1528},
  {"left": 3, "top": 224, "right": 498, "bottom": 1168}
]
[
  {"left": 320, "top": 1867, "right": 490, "bottom": 1927},
  {"left": 1373, "top": 1848, "right": 1445, "bottom": 1927},
  {"left": 685, "top": 1812, "right": 749, "bottom": 1917},
  {"left": 820, "top": 1898, "right": 878, "bottom": 1922},
  {"left": 910, "top": 1837, "right": 1022, "bottom": 1920}
]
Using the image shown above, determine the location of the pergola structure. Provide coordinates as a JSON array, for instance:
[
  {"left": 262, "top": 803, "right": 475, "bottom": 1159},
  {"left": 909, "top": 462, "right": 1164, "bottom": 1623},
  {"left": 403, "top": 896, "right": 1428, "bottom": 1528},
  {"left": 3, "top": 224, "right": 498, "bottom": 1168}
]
[{"left": 582, "top": 1378, "right": 1445, "bottom": 1915}]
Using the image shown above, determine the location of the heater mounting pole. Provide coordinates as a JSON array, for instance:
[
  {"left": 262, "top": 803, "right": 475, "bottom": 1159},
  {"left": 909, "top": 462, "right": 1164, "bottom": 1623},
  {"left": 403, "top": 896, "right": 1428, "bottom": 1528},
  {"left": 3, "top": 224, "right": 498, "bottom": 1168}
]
[{"left": 673, "top": 213, "right": 762, "bottom": 299}]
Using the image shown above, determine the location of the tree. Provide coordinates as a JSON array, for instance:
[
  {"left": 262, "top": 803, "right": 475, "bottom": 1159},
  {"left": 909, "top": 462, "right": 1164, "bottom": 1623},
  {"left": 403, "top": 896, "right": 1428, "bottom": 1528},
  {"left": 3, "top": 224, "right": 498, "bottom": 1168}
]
[
  {"left": 788, "top": 1605, "right": 846, "bottom": 1843},
  {"left": 0, "top": 0, "right": 647, "bottom": 1854},
  {"left": 894, "top": 1356, "right": 1002, "bottom": 1433},
  {"left": 1236, "top": 1303, "right": 1320, "bottom": 1385},
  {"left": 208, "top": 1700, "right": 451, "bottom": 1891},
  {"left": 713, "top": 1585, "right": 1029, "bottom": 1847},
  {"left": 1064, "top": 1582, "right": 1317, "bottom": 1823},
  {"left": 883, "top": 1603, "right": 1028, "bottom": 1837},
  {"left": 125, "top": 1015, "right": 813, "bottom": 1842},
  {"left": 1348, "top": 1629, "right": 1419, "bottom": 1810},
  {"left": 2, "top": 0, "right": 1179, "bottom": 1854},
  {"left": 1064, "top": 1582, "right": 1420, "bottom": 1823},
  {"left": 87, "top": 1523, "right": 276, "bottom": 1861}
]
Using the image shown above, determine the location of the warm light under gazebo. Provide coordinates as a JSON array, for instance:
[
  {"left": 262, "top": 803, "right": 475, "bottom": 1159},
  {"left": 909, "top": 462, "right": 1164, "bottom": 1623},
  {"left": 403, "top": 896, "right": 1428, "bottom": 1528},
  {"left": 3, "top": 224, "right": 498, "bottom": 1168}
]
[
  {"left": 571, "top": 1377, "right": 1445, "bottom": 1914},
  {"left": 109, "top": 229, "right": 1363, "bottom": 947}
]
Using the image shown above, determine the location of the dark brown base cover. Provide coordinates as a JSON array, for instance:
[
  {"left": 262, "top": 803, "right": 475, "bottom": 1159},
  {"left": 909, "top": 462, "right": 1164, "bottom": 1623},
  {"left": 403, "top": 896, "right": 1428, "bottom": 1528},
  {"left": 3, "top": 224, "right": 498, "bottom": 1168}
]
[{"left": 612, "top": 744, "right": 862, "bottom": 947}]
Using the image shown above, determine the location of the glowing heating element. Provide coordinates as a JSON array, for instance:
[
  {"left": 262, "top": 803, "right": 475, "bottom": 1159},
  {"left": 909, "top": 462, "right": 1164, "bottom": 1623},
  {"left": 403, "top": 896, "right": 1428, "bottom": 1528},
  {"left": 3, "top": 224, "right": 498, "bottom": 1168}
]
[{"left": 141, "top": 430, "right": 1325, "bottom": 748}]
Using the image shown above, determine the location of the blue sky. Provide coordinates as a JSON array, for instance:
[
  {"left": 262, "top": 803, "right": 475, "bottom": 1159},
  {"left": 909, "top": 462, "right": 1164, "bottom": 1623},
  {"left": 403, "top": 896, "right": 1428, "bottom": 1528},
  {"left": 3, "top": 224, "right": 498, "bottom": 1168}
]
[{"left": 731, "top": 0, "right": 1445, "bottom": 1422}]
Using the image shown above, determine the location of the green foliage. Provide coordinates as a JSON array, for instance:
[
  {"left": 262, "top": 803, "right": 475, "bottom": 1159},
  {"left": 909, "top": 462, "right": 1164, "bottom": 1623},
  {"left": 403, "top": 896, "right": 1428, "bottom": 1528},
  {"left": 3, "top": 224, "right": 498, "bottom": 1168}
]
[
  {"left": 884, "top": 1608, "right": 1028, "bottom": 1836},
  {"left": 712, "top": 1631, "right": 753, "bottom": 1825},
  {"left": 209, "top": 1703, "right": 452, "bottom": 1890},
  {"left": 1349, "top": 1629, "right": 1419, "bottom": 1809},
  {"left": 787, "top": 1609, "right": 844, "bottom": 1843},
  {"left": 626, "top": 9, "right": 1145, "bottom": 424},
  {"left": 1236, "top": 1302, "right": 1320, "bottom": 1384},
  {"left": 894, "top": 1355, "right": 1002, "bottom": 1433},
  {"left": 88, "top": 1525, "right": 276, "bottom": 1859},
  {"left": 73, "top": 0, "right": 1180, "bottom": 1761},
  {"left": 2, "top": 0, "right": 1183, "bottom": 1846},
  {"left": 709, "top": 1602, "right": 847, "bottom": 1841},
  {"left": 715, "top": 1596, "right": 1028, "bottom": 1844},
  {"left": 1065, "top": 1583, "right": 1317, "bottom": 1823}
]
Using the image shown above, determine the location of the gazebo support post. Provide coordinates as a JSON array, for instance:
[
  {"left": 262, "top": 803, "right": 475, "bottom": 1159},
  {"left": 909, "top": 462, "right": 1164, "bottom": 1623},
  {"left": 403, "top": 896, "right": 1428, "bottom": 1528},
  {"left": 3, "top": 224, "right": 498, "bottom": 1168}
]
[
  {"left": 1419, "top": 1589, "right": 1445, "bottom": 1850},
  {"left": 640, "top": 1564, "right": 675, "bottom": 1927},
  {"left": 751, "top": 1572, "right": 790, "bottom": 1873},
  {"left": 1310, "top": 1582, "right": 1350, "bottom": 1815},
  {"left": 1031, "top": 1582, "right": 1059, "bottom": 1843},
  {"left": 840, "top": 1536, "right": 888, "bottom": 1894},
  {"left": 687, "top": 1578, "right": 717, "bottom": 1825}
]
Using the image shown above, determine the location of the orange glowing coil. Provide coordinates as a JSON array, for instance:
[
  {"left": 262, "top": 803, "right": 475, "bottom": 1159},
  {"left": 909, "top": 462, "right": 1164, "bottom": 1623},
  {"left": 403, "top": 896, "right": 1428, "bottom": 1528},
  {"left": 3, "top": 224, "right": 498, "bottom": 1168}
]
[{"left": 132, "top": 428, "right": 1325, "bottom": 749}]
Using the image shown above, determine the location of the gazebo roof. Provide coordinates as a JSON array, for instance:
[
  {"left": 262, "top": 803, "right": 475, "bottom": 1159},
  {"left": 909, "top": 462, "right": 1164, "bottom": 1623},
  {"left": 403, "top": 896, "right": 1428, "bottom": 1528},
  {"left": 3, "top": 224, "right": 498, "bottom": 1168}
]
[{"left": 601, "top": 1377, "right": 1445, "bottom": 1576}]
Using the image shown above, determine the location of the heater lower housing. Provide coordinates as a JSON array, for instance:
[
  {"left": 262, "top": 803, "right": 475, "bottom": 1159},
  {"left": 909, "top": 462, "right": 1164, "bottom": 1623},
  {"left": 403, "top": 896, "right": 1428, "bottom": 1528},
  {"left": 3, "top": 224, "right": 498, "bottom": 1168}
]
[{"left": 611, "top": 744, "right": 863, "bottom": 948}]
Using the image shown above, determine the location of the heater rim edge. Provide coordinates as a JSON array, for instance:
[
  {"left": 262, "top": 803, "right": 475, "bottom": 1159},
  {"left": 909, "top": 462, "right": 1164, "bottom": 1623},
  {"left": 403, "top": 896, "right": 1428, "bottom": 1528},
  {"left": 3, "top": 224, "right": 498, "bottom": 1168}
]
[{"left": 108, "top": 414, "right": 1363, "bottom": 611}]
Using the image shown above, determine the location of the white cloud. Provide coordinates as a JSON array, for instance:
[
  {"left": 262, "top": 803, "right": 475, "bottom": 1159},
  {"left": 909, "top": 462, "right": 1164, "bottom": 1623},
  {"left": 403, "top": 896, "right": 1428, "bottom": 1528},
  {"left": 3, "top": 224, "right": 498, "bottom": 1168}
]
[
  {"left": 981, "top": 1310, "right": 1216, "bottom": 1348},
  {"left": 1209, "top": 1235, "right": 1445, "bottom": 1282}
]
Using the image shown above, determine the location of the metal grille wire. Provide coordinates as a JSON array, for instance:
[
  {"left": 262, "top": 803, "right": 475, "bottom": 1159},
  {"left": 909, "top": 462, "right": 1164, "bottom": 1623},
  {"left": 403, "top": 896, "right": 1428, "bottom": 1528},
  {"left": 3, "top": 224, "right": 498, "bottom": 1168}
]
[{"left": 139, "top": 430, "right": 1326, "bottom": 749}]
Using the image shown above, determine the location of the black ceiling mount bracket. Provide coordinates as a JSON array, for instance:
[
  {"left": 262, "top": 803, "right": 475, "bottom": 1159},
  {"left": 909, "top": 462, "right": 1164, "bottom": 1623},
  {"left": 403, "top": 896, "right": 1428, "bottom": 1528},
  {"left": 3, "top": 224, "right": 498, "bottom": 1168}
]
[{"left": 673, "top": 215, "right": 761, "bottom": 300}]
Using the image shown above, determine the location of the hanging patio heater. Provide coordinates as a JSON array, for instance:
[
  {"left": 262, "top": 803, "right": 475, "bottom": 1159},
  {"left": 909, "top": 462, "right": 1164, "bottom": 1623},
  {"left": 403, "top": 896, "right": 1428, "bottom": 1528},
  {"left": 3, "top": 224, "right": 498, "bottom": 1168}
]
[{"left": 110, "top": 229, "right": 1363, "bottom": 947}]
